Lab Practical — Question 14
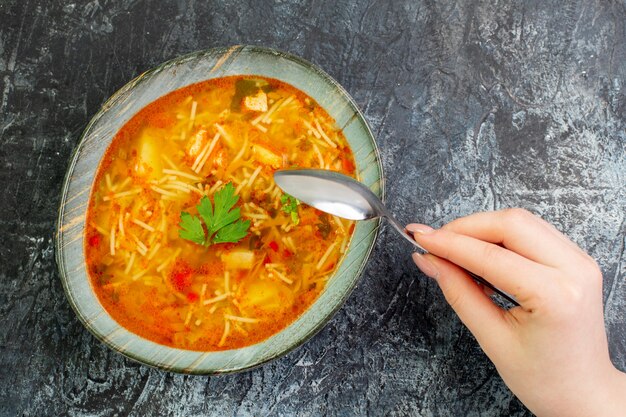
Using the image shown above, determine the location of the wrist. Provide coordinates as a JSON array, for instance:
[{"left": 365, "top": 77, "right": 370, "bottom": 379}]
[
  {"left": 532, "top": 362, "right": 625, "bottom": 417},
  {"left": 604, "top": 366, "right": 626, "bottom": 416},
  {"left": 582, "top": 365, "right": 626, "bottom": 417}
]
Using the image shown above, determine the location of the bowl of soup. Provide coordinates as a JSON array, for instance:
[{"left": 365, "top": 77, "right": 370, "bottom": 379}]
[{"left": 56, "top": 45, "right": 383, "bottom": 374}]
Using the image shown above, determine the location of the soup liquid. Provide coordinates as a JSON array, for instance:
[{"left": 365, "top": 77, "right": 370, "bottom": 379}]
[{"left": 85, "top": 76, "right": 357, "bottom": 351}]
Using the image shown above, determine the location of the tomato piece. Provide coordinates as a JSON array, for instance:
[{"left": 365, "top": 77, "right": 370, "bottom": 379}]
[
  {"left": 88, "top": 234, "right": 101, "bottom": 248},
  {"left": 186, "top": 292, "right": 199, "bottom": 302},
  {"left": 269, "top": 241, "right": 279, "bottom": 252},
  {"left": 342, "top": 157, "right": 355, "bottom": 173}
]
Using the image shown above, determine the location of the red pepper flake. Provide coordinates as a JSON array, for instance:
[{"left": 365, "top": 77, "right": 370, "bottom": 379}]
[
  {"left": 170, "top": 260, "right": 193, "bottom": 291},
  {"left": 88, "top": 234, "right": 101, "bottom": 248},
  {"left": 263, "top": 254, "right": 271, "bottom": 265},
  {"left": 283, "top": 249, "right": 293, "bottom": 258},
  {"left": 186, "top": 292, "right": 199, "bottom": 302},
  {"left": 269, "top": 241, "right": 279, "bottom": 252},
  {"left": 342, "top": 157, "right": 355, "bottom": 173}
]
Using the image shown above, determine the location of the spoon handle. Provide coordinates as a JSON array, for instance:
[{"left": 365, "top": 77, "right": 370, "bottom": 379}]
[
  {"left": 384, "top": 211, "right": 428, "bottom": 252},
  {"left": 383, "top": 213, "right": 520, "bottom": 307}
]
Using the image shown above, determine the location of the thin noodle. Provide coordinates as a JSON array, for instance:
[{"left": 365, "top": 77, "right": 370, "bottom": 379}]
[
  {"left": 162, "top": 168, "right": 202, "bottom": 181},
  {"left": 303, "top": 120, "right": 321, "bottom": 139},
  {"left": 124, "top": 252, "right": 136, "bottom": 274},
  {"left": 191, "top": 140, "right": 211, "bottom": 171},
  {"left": 267, "top": 266, "right": 293, "bottom": 284},
  {"left": 200, "top": 284, "right": 207, "bottom": 303},
  {"left": 162, "top": 183, "right": 192, "bottom": 194},
  {"left": 214, "top": 124, "right": 232, "bottom": 147},
  {"left": 188, "top": 101, "right": 197, "bottom": 130},
  {"left": 203, "top": 293, "right": 228, "bottom": 305},
  {"left": 109, "top": 226, "right": 116, "bottom": 256},
  {"left": 267, "top": 96, "right": 294, "bottom": 122},
  {"left": 132, "top": 269, "right": 146, "bottom": 281},
  {"left": 156, "top": 248, "right": 182, "bottom": 272},
  {"left": 224, "top": 314, "right": 259, "bottom": 323},
  {"left": 208, "top": 181, "right": 223, "bottom": 194},
  {"left": 195, "top": 133, "right": 221, "bottom": 173},
  {"left": 166, "top": 180, "right": 204, "bottom": 195},
  {"left": 340, "top": 235, "right": 349, "bottom": 254},
  {"left": 129, "top": 233, "right": 148, "bottom": 255},
  {"left": 103, "top": 188, "right": 141, "bottom": 201},
  {"left": 227, "top": 135, "right": 249, "bottom": 173},
  {"left": 314, "top": 119, "right": 337, "bottom": 148},
  {"left": 262, "top": 98, "right": 284, "bottom": 123},
  {"left": 147, "top": 243, "right": 161, "bottom": 260},
  {"left": 161, "top": 154, "right": 178, "bottom": 169},
  {"left": 312, "top": 143, "right": 324, "bottom": 168},
  {"left": 151, "top": 185, "right": 178, "bottom": 197},
  {"left": 316, "top": 242, "right": 337, "bottom": 270},
  {"left": 132, "top": 218, "right": 156, "bottom": 232},
  {"left": 118, "top": 212, "right": 125, "bottom": 237},
  {"left": 246, "top": 166, "right": 262, "bottom": 188},
  {"left": 218, "top": 320, "right": 230, "bottom": 346},
  {"left": 117, "top": 178, "right": 131, "bottom": 191}
]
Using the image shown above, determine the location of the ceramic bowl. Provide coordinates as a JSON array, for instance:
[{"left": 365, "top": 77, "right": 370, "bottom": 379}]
[{"left": 56, "top": 45, "right": 384, "bottom": 374}]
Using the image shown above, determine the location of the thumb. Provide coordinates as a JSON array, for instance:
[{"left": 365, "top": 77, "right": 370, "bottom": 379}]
[{"left": 412, "top": 252, "right": 511, "bottom": 355}]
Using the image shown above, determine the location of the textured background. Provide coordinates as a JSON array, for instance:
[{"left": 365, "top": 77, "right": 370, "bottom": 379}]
[{"left": 1, "top": 1, "right": 625, "bottom": 416}]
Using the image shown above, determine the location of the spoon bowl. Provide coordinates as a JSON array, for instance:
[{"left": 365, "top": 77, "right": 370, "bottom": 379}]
[{"left": 274, "top": 169, "right": 383, "bottom": 221}]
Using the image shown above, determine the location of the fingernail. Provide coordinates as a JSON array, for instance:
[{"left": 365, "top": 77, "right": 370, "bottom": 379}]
[
  {"left": 412, "top": 252, "right": 439, "bottom": 279},
  {"left": 405, "top": 224, "right": 435, "bottom": 235}
]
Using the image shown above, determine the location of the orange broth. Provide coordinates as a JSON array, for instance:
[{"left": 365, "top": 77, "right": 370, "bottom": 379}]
[{"left": 85, "top": 76, "right": 357, "bottom": 351}]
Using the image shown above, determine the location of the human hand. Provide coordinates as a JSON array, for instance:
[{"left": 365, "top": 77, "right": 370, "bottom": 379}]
[{"left": 407, "top": 209, "right": 626, "bottom": 417}]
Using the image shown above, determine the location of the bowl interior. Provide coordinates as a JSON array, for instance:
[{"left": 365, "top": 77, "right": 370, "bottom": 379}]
[{"left": 56, "top": 45, "right": 383, "bottom": 374}]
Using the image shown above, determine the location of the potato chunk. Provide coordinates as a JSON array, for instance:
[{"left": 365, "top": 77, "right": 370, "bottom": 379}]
[
  {"left": 221, "top": 250, "right": 255, "bottom": 270},
  {"left": 239, "top": 280, "right": 293, "bottom": 312},
  {"left": 134, "top": 130, "right": 162, "bottom": 179},
  {"left": 252, "top": 144, "right": 282, "bottom": 169}
]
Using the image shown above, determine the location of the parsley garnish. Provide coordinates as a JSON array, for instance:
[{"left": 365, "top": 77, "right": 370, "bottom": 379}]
[
  {"left": 179, "top": 183, "right": 250, "bottom": 246},
  {"left": 280, "top": 193, "right": 300, "bottom": 225}
]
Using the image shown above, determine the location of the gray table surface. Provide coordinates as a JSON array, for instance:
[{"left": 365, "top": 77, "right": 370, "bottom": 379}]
[{"left": 1, "top": 1, "right": 625, "bottom": 416}]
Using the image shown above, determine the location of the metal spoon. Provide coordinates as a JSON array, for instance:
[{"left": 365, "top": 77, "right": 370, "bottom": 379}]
[{"left": 273, "top": 168, "right": 519, "bottom": 307}]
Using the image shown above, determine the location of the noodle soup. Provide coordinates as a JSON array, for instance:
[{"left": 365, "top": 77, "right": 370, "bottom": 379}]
[{"left": 85, "top": 76, "right": 357, "bottom": 351}]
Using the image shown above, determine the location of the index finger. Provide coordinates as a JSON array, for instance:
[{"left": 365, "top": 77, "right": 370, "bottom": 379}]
[
  {"left": 441, "top": 209, "right": 588, "bottom": 268},
  {"left": 407, "top": 224, "right": 552, "bottom": 305}
]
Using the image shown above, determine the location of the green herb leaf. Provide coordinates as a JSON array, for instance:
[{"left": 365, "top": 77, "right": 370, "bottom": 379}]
[
  {"left": 210, "top": 183, "right": 241, "bottom": 232},
  {"left": 178, "top": 183, "right": 250, "bottom": 247},
  {"left": 213, "top": 219, "right": 251, "bottom": 244},
  {"left": 231, "top": 78, "right": 272, "bottom": 112},
  {"left": 280, "top": 193, "right": 300, "bottom": 225},
  {"left": 196, "top": 194, "right": 214, "bottom": 233},
  {"left": 316, "top": 213, "right": 331, "bottom": 239},
  {"left": 178, "top": 212, "right": 206, "bottom": 245}
]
